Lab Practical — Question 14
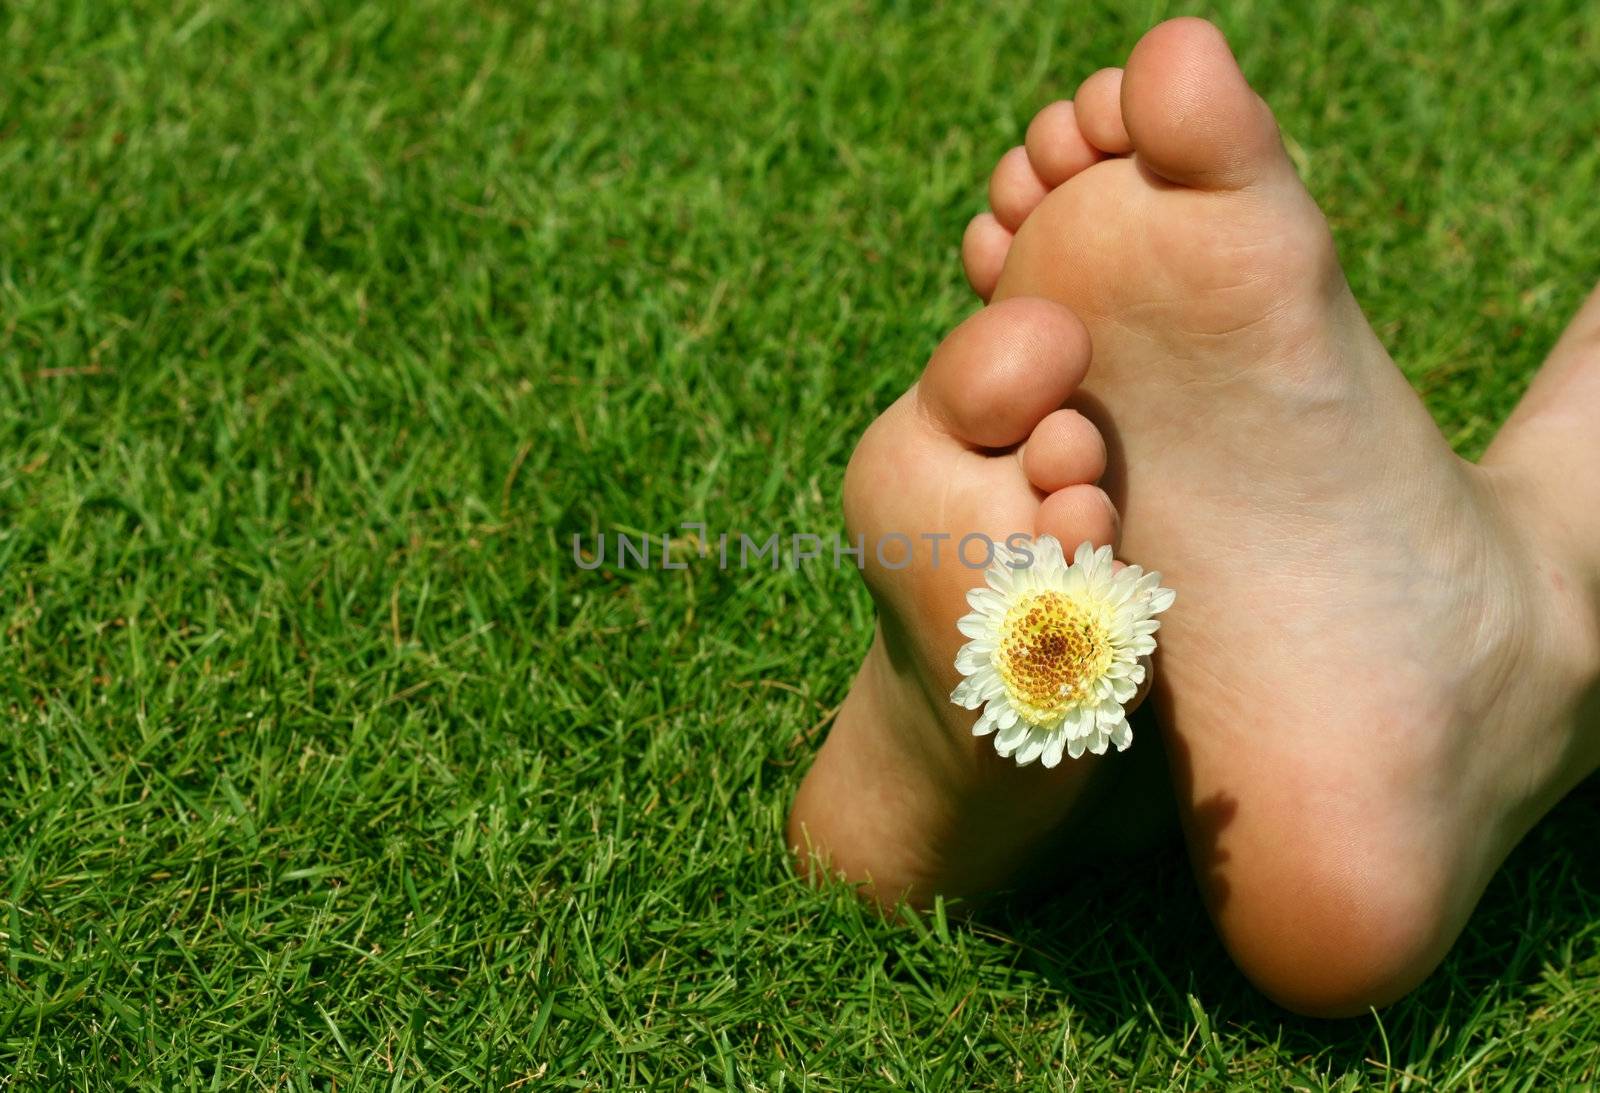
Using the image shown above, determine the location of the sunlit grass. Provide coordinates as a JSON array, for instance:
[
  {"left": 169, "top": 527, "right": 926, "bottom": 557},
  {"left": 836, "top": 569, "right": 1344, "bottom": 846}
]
[{"left": 3, "top": 0, "right": 1599, "bottom": 1085}]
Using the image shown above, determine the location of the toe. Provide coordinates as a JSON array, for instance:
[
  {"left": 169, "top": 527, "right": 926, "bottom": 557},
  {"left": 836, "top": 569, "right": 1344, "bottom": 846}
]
[
  {"left": 1120, "top": 17, "right": 1286, "bottom": 190},
  {"left": 961, "top": 213, "right": 1012, "bottom": 301},
  {"left": 987, "top": 146, "right": 1050, "bottom": 232},
  {"left": 1036, "top": 483, "right": 1118, "bottom": 551},
  {"left": 1024, "top": 100, "right": 1104, "bottom": 188},
  {"left": 1021, "top": 409, "right": 1106, "bottom": 493},
  {"left": 1072, "top": 69, "right": 1131, "bottom": 154},
  {"left": 918, "top": 297, "right": 1091, "bottom": 450}
]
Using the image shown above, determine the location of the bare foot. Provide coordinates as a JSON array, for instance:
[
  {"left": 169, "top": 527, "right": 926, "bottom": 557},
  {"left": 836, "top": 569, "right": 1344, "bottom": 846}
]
[
  {"left": 978, "top": 18, "right": 1600, "bottom": 1014},
  {"left": 787, "top": 298, "right": 1167, "bottom": 907}
]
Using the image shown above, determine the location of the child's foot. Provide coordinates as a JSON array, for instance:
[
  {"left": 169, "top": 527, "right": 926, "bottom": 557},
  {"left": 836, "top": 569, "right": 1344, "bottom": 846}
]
[
  {"left": 788, "top": 298, "right": 1163, "bottom": 906},
  {"left": 980, "top": 18, "right": 1600, "bottom": 1014}
]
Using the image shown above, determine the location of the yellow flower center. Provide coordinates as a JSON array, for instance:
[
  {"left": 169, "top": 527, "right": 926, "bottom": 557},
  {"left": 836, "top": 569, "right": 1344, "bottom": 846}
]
[{"left": 995, "top": 591, "right": 1111, "bottom": 724}]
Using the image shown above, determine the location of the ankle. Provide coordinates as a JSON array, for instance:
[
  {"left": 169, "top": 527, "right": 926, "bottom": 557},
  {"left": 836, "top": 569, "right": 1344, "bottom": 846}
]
[
  {"left": 1480, "top": 463, "right": 1600, "bottom": 762},
  {"left": 1485, "top": 419, "right": 1600, "bottom": 623}
]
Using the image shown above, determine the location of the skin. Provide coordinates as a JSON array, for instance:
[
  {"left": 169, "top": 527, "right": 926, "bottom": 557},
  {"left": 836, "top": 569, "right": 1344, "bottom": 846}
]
[
  {"left": 976, "top": 17, "right": 1600, "bottom": 1014},
  {"left": 794, "top": 16, "right": 1600, "bottom": 1017},
  {"left": 787, "top": 297, "right": 1167, "bottom": 907}
]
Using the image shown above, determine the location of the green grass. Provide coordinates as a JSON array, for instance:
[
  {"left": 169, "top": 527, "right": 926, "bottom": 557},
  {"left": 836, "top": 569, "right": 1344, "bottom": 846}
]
[{"left": 3, "top": 0, "right": 1600, "bottom": 1086}]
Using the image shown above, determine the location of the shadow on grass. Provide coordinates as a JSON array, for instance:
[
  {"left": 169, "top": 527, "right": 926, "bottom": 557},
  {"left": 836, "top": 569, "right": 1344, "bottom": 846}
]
[{"left": 978, "top": 773, "right": 1600, "bottom": 1075}]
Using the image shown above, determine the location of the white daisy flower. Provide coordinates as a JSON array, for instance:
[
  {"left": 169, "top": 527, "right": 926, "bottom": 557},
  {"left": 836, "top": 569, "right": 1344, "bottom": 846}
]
[{"left": 950, "top": 537, "right": 1175, "bottom": 768}]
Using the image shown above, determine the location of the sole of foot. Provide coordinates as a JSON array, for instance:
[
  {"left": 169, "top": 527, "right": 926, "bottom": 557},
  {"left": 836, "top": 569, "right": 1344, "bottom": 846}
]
[
  {"left": 973, "top": 17, "right": 1600, "bottom": 1014},
  {"left": 788, "top": 298, "right": 1177, "bottom": 908}
]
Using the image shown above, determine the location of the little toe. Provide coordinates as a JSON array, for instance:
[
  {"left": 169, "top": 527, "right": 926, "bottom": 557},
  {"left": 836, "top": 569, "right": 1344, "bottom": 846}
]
[
  {"left": 962, "top": 213, "right": 1013, "bottom": 302},
  {"left": 1021, "top": 409, "right": 1107, "bottom": 493},
  {"left": 1036, "top": 483, "right": 1118, "bottom": 551},
  {"left": 1024, "top": 101, "right": 1104, "bottom": 187},
  {"left": 988, "top": 146, "right": 1051, "bottom": 232},
  {"left": 918, "top": 297, "right": 1091, "bottom": 450},
  {"left": 1072, "top": 68, "right": 1132, "bottom": 154}
]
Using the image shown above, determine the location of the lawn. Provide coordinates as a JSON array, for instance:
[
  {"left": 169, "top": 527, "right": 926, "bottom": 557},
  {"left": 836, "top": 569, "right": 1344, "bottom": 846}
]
[{"left": 4, "top": 0, "right": 1600, "bottom": 1087}]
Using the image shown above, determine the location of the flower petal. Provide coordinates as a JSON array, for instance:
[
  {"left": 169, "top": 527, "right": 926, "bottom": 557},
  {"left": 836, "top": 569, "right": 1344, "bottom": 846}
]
[
  {"left": 954, "top": 644, "right": 990, "bottom": 675},
  {"left": 951, "top": 674, "right": 987, "bottom": 708},
  {"left": 966, "top": 586, "right": 1008, "bottom": 614},
  {"left": 1014, "top": 731, "right": 1047, "bottom": 767},
  {"left": 1109, "top": 718, "right": 1133, "bottom": 751},
  {"left": 957, "top": 613, "right": 990, "bottom": 639},
  {"left": 995, "top": 719, "right": 1029, "bottom": 751}
]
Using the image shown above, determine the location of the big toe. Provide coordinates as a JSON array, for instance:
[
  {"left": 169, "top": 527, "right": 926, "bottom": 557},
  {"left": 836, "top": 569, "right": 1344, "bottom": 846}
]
[
  {"left": 1120, "top": 17, "right": 1287, "bottom": 190},
  {"left": 918, "top": 298, "right": 1091, "bottom": 450}
]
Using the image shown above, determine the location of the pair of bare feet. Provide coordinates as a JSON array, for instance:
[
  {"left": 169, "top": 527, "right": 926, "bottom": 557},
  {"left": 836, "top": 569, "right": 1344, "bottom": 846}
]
[{"left": 788, "top": 18, "right": 1600, "bottom": 1017}]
